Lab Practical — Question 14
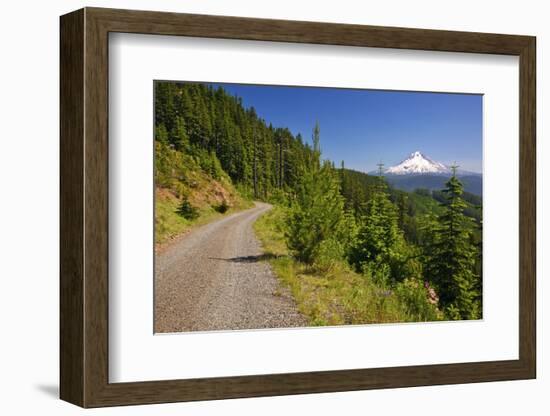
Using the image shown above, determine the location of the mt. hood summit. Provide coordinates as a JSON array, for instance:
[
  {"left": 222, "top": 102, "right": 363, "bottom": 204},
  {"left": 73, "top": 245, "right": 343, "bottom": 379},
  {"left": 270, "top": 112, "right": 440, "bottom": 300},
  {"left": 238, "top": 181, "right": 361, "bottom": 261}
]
[
  {"left": 385, "top": 151, "right": 450, "bottom": 175},
  {"left": 377, "top": 151, "right": 482, "bottom": 196}
]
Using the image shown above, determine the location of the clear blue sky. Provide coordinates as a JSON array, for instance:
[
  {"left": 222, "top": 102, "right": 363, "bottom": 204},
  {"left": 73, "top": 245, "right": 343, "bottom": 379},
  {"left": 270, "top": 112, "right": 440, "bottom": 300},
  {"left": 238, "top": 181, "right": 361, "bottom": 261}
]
[{"left": 209, "top": 82, "right": 483, "bottom": 173}]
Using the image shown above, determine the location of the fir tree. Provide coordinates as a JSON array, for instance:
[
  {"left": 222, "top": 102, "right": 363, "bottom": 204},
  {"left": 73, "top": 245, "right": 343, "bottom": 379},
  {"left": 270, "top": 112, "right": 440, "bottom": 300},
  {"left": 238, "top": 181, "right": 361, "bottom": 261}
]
[
  {"left": 285, "top": 124, "right": 353, "bottom": 264},
  {"left": 350, "top": 164, "right": 402, "bottom": 276},
  {"left": 172, "top": 116, "right": 189, "bottom": 151},
  {"left": 424, "top": 166, "right": 480, "bottom": 319},
  {"left": 155, "top": 124, "right": 169, "bottom": 146},
  {"left": 177, "top": 197, "right": 199, "bottom": 220}
]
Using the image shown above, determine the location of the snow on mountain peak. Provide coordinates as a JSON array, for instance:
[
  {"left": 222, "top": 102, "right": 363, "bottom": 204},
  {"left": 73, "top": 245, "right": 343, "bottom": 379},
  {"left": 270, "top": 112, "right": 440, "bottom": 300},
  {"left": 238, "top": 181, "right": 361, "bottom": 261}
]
[{"left": 385, "top": 151, "right": 450, "bottom": 175}]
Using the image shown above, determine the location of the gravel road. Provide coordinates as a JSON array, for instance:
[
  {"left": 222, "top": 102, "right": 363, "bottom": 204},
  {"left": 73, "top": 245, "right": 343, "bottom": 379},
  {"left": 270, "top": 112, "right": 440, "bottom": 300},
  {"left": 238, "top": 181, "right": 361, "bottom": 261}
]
[{"left": 154, "top": 202, "right": 307, "bottom": 333}]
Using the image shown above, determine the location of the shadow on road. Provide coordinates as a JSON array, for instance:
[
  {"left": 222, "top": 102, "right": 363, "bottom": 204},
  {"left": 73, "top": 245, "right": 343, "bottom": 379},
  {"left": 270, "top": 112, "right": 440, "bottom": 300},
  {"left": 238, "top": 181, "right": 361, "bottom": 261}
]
[{"left": 209, "top": 254, "right": 279, "bottom": 263}]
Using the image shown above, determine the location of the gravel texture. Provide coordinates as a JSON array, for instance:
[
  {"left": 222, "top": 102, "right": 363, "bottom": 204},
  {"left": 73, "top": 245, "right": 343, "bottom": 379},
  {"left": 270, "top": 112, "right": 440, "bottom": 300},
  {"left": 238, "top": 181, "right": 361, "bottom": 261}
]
[{"left": 154, "top": 202, "right": 307, "bottom": 333}]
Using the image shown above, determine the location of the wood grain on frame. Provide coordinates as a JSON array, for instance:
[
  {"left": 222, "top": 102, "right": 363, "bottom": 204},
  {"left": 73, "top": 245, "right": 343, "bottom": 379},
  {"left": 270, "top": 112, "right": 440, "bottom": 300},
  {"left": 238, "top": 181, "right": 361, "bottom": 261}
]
[
  {"left": 60, "top": 8, "right": 85, "bottom": 406},
  {"left": 60, "top": 7, "right": 536, "bottom": 408}
]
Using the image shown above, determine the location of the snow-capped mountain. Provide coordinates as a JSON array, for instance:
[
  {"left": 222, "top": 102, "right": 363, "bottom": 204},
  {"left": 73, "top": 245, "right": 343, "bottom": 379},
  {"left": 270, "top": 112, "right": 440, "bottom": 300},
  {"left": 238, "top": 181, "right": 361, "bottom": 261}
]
[
  {"left": 385, "top": 151, "right": 450, "bottom": 175},
  {"left": 374, "top": 151, "right": 482, "bottom": 196}
]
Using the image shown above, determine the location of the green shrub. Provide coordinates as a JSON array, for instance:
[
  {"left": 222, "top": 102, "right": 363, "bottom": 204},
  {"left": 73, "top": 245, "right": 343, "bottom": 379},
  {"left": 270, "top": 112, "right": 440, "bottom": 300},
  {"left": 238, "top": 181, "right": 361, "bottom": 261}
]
[
  {"left": 214, "top": 200, "right": 229, "bottom": 213},
  {"left": 394, "top": 278, "right": 441, "bottom": 321},
  {"left": 361, "top": 260, "right": 392, "bottom": 287},
  {"left": 177, "top": 197, "right": 199, "bottom": 220},
  {"left": 268, "top": 188, "right": 289, "bottom": 205},
  {"left": 313, "top": 238, "right": 346, "bottom": 273},
  {"left": 286, "top": 162, "right": 354, "bottom": 264}
]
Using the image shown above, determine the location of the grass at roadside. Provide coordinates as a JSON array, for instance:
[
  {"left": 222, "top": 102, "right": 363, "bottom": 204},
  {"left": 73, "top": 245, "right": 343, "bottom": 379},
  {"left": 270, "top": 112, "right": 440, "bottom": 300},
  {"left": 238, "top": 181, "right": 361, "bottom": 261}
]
[
  {"left": 254, "top": 206, "right": 442, "bottom": 326},
  {"left": 155, "top": 188, "right": 253, "bottom": 248}
]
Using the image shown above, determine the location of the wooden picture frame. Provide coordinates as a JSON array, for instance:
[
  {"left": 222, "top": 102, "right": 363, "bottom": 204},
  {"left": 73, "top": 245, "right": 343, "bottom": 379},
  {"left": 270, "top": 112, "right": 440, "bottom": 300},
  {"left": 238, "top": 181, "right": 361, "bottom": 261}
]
[{"left": 60, "top": 7, "right": 536, "bottom": 408}]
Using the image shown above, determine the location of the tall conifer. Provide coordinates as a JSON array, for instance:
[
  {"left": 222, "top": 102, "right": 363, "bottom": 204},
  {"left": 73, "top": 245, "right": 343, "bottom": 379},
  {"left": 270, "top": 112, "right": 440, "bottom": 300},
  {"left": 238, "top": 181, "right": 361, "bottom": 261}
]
[
  {"left": 285, "top": 124, "right": 351, "bottom": 264},
  {"left": 350, "top": 164, "right": 401, "bottom": 274},
  {"left": 424, "top": 166, "right": 480, "bottom": 319}
]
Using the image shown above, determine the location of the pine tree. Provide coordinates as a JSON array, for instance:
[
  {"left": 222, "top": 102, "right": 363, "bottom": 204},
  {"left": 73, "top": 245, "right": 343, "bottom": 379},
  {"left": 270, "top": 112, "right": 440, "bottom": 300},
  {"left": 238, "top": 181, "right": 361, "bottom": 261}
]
[
  {"left": 350, "top": 164, "right": 401, "bottom": 275},
  {"left": 252, "top": 125, "right": 258, "bottom": 199},
  {"left": 285, "top": 124, "right": 352, "bottom": 264},
  {"left": 154, "top": 82, "right": 176, "bottom": 132},
  {"left": 172, "top": 116, "right": 190, "bottom": 151},
  {"left": 178, "top": 196, "right": 199, "bottom": 220},
  {"left": 396, "top": 192, "right": 408, "bottom": 231},
  {"left": 424, "top": 166, "right": 480, "bottom": 319},
  {"left": 155, "top": 123, "right": 169, "bottom": 145},
  {"left": 311, "top": 121, "right": 321, "bottom": 170}
]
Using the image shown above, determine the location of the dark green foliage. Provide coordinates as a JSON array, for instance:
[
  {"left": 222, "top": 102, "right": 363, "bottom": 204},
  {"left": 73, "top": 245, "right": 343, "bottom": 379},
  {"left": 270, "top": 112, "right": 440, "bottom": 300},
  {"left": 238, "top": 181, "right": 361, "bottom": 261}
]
[
  {"left": 461, "top": 190, "right": 482, "bottom": 206},
  {"left": 414, "top": 188, "right": 431, "bottom": 197},
  {"left": 433, "top": 189, "right": 481, "bottom": 222},
  {"left": 339, "top": 167, "right": 378, "bottom": 215},
  {"left": 349, "top": 173, "right": 422, "bottom": 284},
  {"left": 155, "top": 81, "right": 314, "bottom": 198},
  {"left": 285, "top": 124, "right": 355, "bottom": 265},
  {"left": 214, "top": 200, "right": 230, "bottom": 214},
  {"left": 177, "top": 197, "right": 199, "bottom": 220},
  {"left": 423, "top": 169, "right": 481, "bottom": 319},
  {"left": 386, "top": 173, "right": 482, "bottom": 196},
  {"left": 193, "top": 148, "right": 225, "bottom": 180},
  {"left": 350, "top": 181, "right": 400, "bottom": 269},
  {"left": 391, "top": 190, "right": 420, "bottom": 243},
  {"left": 394, "top": 279, "right": 442, "bottom": 321},
  {"left": 434, "top": 189, "right": 482, "bottom": 207},
  {"left": 173, "top": 116, "right": 190, "bottom": 151}
]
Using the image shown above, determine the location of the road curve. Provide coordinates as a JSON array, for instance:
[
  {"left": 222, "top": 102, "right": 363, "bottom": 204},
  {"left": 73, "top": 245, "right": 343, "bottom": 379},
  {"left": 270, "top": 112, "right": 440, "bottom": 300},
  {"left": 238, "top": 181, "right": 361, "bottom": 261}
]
[{"left": 154, "top": 202, "right": 307, "bottom": 333}]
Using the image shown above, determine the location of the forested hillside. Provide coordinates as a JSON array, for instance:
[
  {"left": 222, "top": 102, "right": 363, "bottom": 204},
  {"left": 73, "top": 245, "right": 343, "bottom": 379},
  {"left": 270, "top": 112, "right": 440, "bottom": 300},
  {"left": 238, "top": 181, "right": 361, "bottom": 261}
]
[
  {"left": 155, "top": 82, "right": 314, "bottom": 199},
  {"left": 155, "top": 81, "right": 483, "bottom": 322},
  {"left": 385, "top": 173, "right": 483, "bottom": 196}
]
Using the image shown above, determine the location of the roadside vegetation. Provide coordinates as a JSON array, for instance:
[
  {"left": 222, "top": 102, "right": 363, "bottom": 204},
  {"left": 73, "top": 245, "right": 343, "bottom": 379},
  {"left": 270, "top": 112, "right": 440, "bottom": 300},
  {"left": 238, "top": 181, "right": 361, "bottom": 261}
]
[
  {"left": 155, "top": 135, "right": 252, "bottom": 247},
  {"left": 255, "top": 206, "right": 442, "bottom": 325}
]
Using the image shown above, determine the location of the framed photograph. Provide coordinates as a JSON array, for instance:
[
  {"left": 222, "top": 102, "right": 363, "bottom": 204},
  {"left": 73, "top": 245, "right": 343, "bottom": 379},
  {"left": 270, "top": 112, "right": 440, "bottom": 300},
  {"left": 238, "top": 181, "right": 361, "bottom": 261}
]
[{"left": 60, "top": 7, "right": 536, "bottom": 408}]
